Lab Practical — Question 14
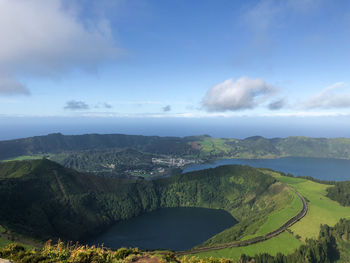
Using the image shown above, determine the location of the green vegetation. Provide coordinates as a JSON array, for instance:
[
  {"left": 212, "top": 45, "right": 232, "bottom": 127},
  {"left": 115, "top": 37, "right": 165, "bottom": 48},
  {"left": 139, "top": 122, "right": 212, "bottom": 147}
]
[
  {"left": 50, "top": 148, "right": 184, "bottom": 178},
  {"left": 194, "top": 136, "right": 279, "bottom": 159},
  {"left": 0, "top": 160, "right": 289, "bottom": 247},
  {"left": 189, "top": 170, "right": 350, "bottom": 260},
  {"left": 239, "top": 218, "right": 350, "bottom": 263},
  {"left": 3, "top": 155, "right": 45, "bottom": 162},
  {"left": 192, "top": 218, "right": 350, "bottom": 263},
  {"left": 0, "top": 133, "right": 198, "bottom": 161},
  {"left": 0, "top": 160, "right": 42, "bottom": 179},
  {"left": 2, "top": 219, "right": 350, "bottom": 263},
  {"left": 0, "top": 237, "right": 11, "bottom": 248},
  {"left": 4, "top": 133, "right": 350, "bottom": 163},
  {"left": 3, "top": 149, "right": 350, "bottom": 261},
  {"left": 194, "top": 232, "right": 301, "bottom": 260},
  {"left": 242, "top": 188, "right": 303, "bottom": 240},
  {"left": 0, "top": 241, "right": 174, "bottom": 263},
  {"left": 199, "top": 183, "right": 301, "bottom": 246},
  {"left": 274, "top": 173, "right": 350, "bottom": 240},
  {"left": 194, "top": 135, "right": 350, "bottom": 159},
  {"left": 326, "top": 181, "right": 350, "bottom": 206}
]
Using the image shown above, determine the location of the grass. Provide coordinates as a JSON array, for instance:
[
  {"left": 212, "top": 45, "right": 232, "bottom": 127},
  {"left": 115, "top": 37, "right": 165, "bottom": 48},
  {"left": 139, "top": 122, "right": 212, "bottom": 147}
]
[
  {"left": 242, "top": 189, "right": 303, "bottom": 240},
  {"left": 0, "top": 225, "right": 11, "bottom": 248},
  {"left": 195, "top": 138, "right": 232, "bottom": 156},
  {"left": 193, "top": 232, "right": 301, "bottom": 261},
  {"left": 193, "top": 184, "right": 303, "bottom": 260},
  {"left": 200, "top": 182, "right": 299, "bottom": 247},
  {"left": 2, "top": 155, "right": 45, "bottom": 162},
  {"left": 0, "top": 237, "right": 12, "bottom": 248},
  {"left": 189, "top": 170, "right": 350, "bottom": 260},
  {"left": 274, "top": 174, "right": 350, "bottom": 240}
]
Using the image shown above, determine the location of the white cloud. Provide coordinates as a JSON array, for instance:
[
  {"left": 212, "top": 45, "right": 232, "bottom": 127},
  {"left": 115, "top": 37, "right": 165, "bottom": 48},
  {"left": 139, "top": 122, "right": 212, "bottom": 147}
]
[
  {"left": 202, "top": 77, "right": 276, "bottom": 112},
  {"left": 304, "top": 82, "right": 350, "bottom": 109},
  {"left": 0, "top": 0, "right": 121, "bottom": 95}
]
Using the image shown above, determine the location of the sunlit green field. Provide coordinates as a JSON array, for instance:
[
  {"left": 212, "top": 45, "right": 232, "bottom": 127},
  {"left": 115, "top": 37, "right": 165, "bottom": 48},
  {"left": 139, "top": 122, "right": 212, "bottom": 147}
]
[
  {"left": 193, "top": 232, "right": 301, "bottom": 261},
  {"left": 242, "top": 189, "right": 303, "bottom": 240},
  {"left": 192, "top": 171, "right": 350, "bottom": 260},
  {"left": 275, "top": 174, "right": 350, "bottom": 240},
  {"left": 2, "top": 155, "right": 45, "bottom": 162},
  {"left": 195, "top": 138, "right": 232, "bottom": 155}
]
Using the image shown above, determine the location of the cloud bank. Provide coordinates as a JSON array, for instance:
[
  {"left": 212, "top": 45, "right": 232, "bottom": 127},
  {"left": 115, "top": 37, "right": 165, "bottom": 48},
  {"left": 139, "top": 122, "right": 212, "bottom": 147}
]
[
  {"left": 304, "top": 82, "right": 350, "bottom": 109},
  {"left": 202, "top": 77, "right": 276, "bottom": 112},
  {"left": 0, "top": 0, "right": 120, "bottom": 95}
]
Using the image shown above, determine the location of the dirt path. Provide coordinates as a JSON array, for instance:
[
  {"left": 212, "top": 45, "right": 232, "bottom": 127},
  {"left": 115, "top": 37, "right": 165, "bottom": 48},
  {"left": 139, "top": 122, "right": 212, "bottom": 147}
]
[
  {"left": 176, "top": 187, "right": 308, "bottom": 256},
  {"left": 0, "top": 259, "right": 13, "bottom": 263}
]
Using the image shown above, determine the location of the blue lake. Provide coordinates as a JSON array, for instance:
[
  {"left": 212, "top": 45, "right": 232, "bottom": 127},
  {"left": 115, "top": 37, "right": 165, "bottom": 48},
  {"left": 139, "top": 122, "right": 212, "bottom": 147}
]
[
  {"left": 91, "top": 207, "right": 236, "bottom": 251},
  {"left": 183, "top": 157, "right": 350, "bottom": 181}
]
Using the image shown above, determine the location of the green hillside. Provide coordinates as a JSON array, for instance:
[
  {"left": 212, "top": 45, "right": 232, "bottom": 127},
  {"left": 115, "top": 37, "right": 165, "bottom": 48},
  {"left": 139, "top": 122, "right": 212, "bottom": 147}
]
[
  {"left": 326, "top": 180, "right": 350, "bottom": 206},
  {"left": 0, "top": 133, "right": 198, "bottom": 160},
  {"left": 50, "top": 148, "right": 158, "bottom": 176},
  {"left": 0, "top": 160, "right": 293, "bottom": 248},
  {"left": 3, "top": 133, "right": 350, "bottom": 163},
  {"left": 2, "top": 219, "right": 350, "bottom": 263},
  {"left": 2, "top": 159, "right": 350, "bottom": 262},
  {"left": 194, "top": 136, "right": 350, "bottom": 159},
  {"left": 192, "top": 170, "right": 350, "bottom": 261}
]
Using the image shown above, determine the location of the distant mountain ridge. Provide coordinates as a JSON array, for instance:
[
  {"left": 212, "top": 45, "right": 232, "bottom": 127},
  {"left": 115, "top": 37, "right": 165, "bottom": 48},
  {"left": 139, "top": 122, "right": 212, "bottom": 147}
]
[
  {"left": 2, "top": 133, "right": 350, "bottom": 160},
  {"left": 0, "top": 133, "right": 197, "bottom": 160}
]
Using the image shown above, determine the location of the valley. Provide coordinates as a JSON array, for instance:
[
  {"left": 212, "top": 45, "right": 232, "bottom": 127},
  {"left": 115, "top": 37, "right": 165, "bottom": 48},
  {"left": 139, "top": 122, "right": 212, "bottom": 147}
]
[{"left": 2, "top": 133, "right": 350, "bottom": 262}]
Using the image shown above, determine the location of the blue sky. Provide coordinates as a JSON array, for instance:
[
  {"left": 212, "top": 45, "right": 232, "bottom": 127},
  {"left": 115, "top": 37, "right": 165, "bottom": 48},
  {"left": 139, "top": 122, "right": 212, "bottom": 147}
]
[{"left": 1, "top": 0, "right": 350, "bottom": 138}]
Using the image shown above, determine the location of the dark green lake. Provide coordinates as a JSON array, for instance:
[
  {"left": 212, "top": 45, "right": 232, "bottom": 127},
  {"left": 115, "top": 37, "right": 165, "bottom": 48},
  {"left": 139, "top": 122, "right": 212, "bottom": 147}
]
[
  {"left": 91, "top": 207, "right": 236, "bottom": 251},
  {"left": 183, "top": 157, "right": 350, "bottom": 181}
]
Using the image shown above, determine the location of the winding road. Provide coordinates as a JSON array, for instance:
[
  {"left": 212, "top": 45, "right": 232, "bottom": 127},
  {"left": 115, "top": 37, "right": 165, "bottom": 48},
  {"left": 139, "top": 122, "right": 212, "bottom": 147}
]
[{"left": 176, "top": 187, "right": 307, "bottom": 256}]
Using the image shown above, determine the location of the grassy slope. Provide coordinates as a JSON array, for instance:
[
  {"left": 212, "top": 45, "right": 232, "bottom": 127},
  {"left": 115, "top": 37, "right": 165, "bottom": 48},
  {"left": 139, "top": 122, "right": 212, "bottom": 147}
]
[
  {"left": 200, "top": 182, "right": 300, "bottom": 247},
  {"left": 195, "top": 136, "right": 350, "bottom": 159},
  {"left": 4, "top": 133, "right": 350, "bottom": 162},
  {"left": 193, "top": 170, "right": 350, "bottom": 260},
  {"left": 3, "top": 155, "right": 45, "bottom": 162},
  {"left": 193, "top": 232, "right": 301, "bottom": 261},
  {"left": 276, "top": 174, "right": 350, "bottom": 240},
  {"left": 0, "top": 160, "right": 42, "bottom": 178},
  {"left": 242, "top": 187, "right": 302, "bottom": 240}
]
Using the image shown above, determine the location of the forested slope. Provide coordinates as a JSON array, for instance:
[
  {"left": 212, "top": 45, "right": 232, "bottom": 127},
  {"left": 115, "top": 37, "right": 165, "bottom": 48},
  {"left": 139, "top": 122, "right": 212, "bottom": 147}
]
[
  {"left": 0, "top": 160, "right": 281, "bottom": 244},
  {"left": 0, "top": 133, "right": 198, "bottom": 160},
  {"left": 327, "top": 181, "right": 350, "bottom": 206}
]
